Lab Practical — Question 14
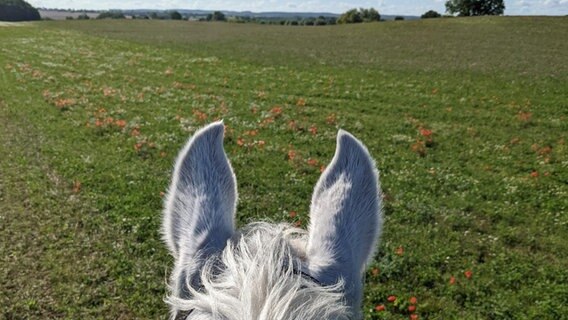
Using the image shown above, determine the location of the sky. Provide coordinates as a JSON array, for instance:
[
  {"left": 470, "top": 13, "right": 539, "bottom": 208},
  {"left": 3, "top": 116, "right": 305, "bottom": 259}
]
[{"left": 27, "top": 0, "right": 568, "bottom": 16}]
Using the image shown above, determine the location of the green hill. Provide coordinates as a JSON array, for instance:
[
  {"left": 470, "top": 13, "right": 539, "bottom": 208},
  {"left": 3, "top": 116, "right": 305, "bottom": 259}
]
[{"left": 0, "top": 0, "right": 40, "bottom": 21}]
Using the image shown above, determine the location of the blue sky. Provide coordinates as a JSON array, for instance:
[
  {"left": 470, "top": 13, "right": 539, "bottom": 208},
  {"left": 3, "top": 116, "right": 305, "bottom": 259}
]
[{"left": 28, "top": 0, "right": 568, "bottom": 15}]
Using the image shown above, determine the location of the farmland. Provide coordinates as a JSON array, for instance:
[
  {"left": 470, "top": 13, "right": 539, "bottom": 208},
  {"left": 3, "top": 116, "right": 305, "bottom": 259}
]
[{"left": 1, "top": 17, "right": 567, "bottom": 319}]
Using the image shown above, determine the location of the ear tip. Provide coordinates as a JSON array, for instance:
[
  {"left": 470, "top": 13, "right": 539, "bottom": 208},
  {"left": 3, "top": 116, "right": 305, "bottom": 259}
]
[
  {"left": 336, "top": 129, "right": 370, "bottom": 156},
  {"left": 336, "top": 128, "right": 359, "bottom": 144},
  {"left": 193, "top": 120, "right": 225, "bottom": 142},
  {"left": 204, "top": 120, "right": 225, "bottom": 133}
]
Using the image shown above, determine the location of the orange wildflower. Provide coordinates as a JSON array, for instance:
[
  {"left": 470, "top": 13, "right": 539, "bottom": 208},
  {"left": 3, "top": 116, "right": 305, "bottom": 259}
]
[
  {"left": 72, "top": 180, "right": 81, "bottom": 194},
  {"left": 309, "top": 125, "right": 318, "bottom": 136},
  {"left": 307, "top": 158, "right": 318, "bottom": 167},
  {"left": 103, "top": 87, "right": 115, "bottom": 97},
  {"left": 287, "top": 149, "right": 297, "bottom": 161},
  {"left": 411, "top": 141, "right": 426, "bottom": 157},
  {"left": 517, "top": 111, "right": 532, "bottom": 122},
  {"left": 374, "top": 304, "right": 385, "bottom": 312},
  {"left": 395, "top": 246, "right": 404, "bottom": 256},
  {"left": 261, "top": 117, "right": 274, "bottom": 126},
  {"left": 115, "top": 119, "right": 127, "bottom": 128},
  {"left": 245, "top": 130, "right": 258, "bottom": 136},
  {"left": 288, "top": 120, "right": 297, "bottom": 131},
  {"left": 193, "top": 110, "right": 207, "bottom": 122},
  {"left": 538, "top": 146, "right": 552, "bottom": 156},
  {"left": 419, "top": 128, "right": 433, "bottom": 138},
  {"left": 326, "top": 113, "right": 337, "bottom": 125}
]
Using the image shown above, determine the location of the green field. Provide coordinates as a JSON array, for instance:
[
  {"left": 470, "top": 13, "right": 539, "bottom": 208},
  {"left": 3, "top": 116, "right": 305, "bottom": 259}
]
[{"left": 1, "top": 17, "right": 567, "bottom": 319}]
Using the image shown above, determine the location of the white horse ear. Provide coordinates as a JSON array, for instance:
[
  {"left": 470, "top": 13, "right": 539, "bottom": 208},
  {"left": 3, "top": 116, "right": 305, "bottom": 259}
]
[
  {"left": 162, "top": 121, "right": 237, "bottom": 298},
  {"left": 306, "top": 129, "right": 382, "bottom": 309}
]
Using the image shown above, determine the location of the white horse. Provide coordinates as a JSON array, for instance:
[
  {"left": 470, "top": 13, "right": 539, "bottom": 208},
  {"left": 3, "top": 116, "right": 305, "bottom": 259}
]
[{"left": 162, "top": 121, "right": 382, "bottom": 320}]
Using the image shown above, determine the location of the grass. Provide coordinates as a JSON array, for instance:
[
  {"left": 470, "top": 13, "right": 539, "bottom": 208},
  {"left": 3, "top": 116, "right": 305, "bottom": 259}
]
[{"left": 1, "top": 17, "right": 567, "bottom": 319}]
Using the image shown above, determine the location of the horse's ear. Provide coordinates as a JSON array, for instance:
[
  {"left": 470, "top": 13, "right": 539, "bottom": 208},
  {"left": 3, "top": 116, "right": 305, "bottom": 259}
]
[
  {"left": 162, "top": 121, "right": 237, "bottom": 299},
  {"left": 306, "top": 129, "right": 382, "bottom": 309}
]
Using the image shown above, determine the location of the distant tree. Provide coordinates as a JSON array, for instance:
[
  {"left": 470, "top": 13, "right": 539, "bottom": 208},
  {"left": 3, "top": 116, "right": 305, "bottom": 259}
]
[
  {"left": 315, "top": 16, "right": 328, "bottom": 25},
  {"left": 96, "top": 11, "right": 126, "bottom": 19},
  {"left": 149, "top": 12, "right": 159, "bottom": 19},
  {"left": 421, "top": 10, "right": 442, "bottom": 18},
  {"left": 445, "top": 0, "right": 505, "bottom": 16},
  {"left": 360, "top": 7, "right": 380, "bottom": 22},
  {"left": 206, "top": 11, "right": 226, "bottom": 21},
  {"left": 303, "top": 19, "right": 315, "bottom": 26},
  {"left": 338, "top": 8, "right": 380, "bottom": 24},
  {"left": 170, "top": 10, "right": 182, "bottom": 20},
  {"left": 77, "top": 13, "right": 90, "bottom": 20},
  {"left": 394, "top": 16, "right": 405, "bottom": 20},
  {"left": 338, "top": 9, "right": 362, "bottom": 24},
  {"left": 0, "top": 0, "right": 41, "bottom": 21}
]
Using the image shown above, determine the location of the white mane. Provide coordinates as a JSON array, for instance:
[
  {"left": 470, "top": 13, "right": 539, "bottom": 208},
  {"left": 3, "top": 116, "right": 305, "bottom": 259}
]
[
  {"left": 162, "top": 121, "right": 382, "bottom": 320},
  {"left": 167, "top": 223, "right": 351, "bottom": 320}
]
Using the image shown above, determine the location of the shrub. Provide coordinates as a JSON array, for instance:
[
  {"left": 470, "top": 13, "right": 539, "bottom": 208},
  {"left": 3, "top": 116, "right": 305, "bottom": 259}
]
[
  {"left": 96, "top": 11, "right": 126, "bottom": 19},
  {"left": 421, "top": 10, "right": 442, "bottom": 18},
  {"left": 338, "top": 8, "right": 363, "bottom": 24},
  {"left": 338, "top": 7, "right": 380, "bottom": 24},
  {"left": 206, "top": 11, "right": 226, "bottom": 21},
  {"left": 170, "top": 10, "right": 182, "bottom": 20}
]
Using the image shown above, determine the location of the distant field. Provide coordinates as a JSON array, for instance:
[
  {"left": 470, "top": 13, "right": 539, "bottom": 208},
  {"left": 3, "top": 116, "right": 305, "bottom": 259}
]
[
  {"left": 47, "top": 17, "right": 568, "bottom": 76},
  {"left": 38, "top": 10, "right": 99, "bottom": 20},
  {"left": 1, "top": 18, "right": 567, "bottom": 319}
]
